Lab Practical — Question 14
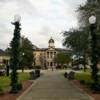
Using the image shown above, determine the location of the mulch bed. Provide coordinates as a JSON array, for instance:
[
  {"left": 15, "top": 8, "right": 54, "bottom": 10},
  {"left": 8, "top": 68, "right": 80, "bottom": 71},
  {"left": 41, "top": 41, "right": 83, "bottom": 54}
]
[
  {"left": 71, "top": 80, "right": 100, "bottom": 100},
  {"left": 0, "top": 80, "right": 33, "bottom": 100}
]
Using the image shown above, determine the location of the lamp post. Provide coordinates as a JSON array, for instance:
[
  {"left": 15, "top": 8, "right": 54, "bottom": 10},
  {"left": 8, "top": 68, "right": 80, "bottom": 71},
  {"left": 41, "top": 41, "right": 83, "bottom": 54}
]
[
  {"left": 89, "top": 15, "right": 99, "bottom": 85},
  {"left": 11, "top": 14, "right": 21, "bottom": 93},
  {"left": 22, "top": 52, "right": 25, "bottom": 72}
]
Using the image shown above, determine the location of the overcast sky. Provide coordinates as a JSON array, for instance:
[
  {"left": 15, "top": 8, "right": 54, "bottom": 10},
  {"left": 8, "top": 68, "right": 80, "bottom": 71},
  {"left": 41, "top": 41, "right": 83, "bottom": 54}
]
[{"left": 0, "top": 0, "right": 86, "bottom": 50}]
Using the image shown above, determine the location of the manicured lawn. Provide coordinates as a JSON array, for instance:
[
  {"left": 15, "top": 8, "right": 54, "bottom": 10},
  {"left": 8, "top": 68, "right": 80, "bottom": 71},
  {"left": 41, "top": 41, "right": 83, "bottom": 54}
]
[
  {"left": 0, "top": 76, "right": 10, "bottom": 89},
  {"left": 75, "top": 71, "right": 100, "bottom": 83},
  {"left": 18, "top": 72, "right": 30, "bottom": 82},
  {"left": 75, "top": 72, "right": 92, "bottom": 82},
  {"left": 0, "top": 72, "right": 30, "bottom": 89}
]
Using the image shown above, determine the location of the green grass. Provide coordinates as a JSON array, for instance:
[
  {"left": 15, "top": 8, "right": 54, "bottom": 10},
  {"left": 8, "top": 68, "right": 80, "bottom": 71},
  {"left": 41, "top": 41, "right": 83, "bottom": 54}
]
[
  {"left": 75, "top": 71, "right": 100, "bottom": 83},
  {"left": 0, "top": 76, "right": 10, "bottom": 88},
  {"left": 75, "top": 72, "right": 100, "bottom": 89},
  {"left": 0, "top": 72, "right": 30, "bottom": 89},
  {"left": 75, "top": 72, "right": 92, "bottom": 82},
  {"left": 18, "top": 72, "right": 30, "bottom": 83}
]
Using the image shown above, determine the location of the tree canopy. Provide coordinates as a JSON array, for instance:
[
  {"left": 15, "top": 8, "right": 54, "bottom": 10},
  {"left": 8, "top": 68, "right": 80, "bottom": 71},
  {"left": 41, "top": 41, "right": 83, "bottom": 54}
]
[
  {"left": 63, "top": 0, "right": 100, "bottom": 64},
  {"left": 63, "top": 28, "right": 89, "bottom": 59},
  {"left": 54, "top": 52, "right": 71, "bottom": 65},
  {"left": 19, "top": 36, "right": 34, "bottom": 69},
  {"left": 7, "top": 36, "right": 38, "bottom": 69},
  {"left": 78, "top": 0, "right": 100, "bottom": 61}
]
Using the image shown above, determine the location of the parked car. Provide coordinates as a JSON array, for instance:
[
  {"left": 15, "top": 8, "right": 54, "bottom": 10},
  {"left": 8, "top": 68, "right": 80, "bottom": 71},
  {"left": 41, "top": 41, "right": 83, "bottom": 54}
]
[
  {"left": 0, "top": 68, "right": 6, "bottom": 76},
  {"left": 72, "top": 66, "right": 81, "bottom": 70}
]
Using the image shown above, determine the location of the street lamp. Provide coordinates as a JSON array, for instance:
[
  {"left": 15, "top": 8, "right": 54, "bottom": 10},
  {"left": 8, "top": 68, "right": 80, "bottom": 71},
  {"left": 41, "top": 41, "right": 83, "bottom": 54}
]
[
  {"left": 14, "top": 14, "right": 21, "bottom": 22},
  {"left": 21, "top": 52, "right": 25, "bottom": 72},
  {"left": 89, "top": 15, "right": 96, "bottom": 24},
  {"left": 11, "top": 14, "right": 21, "bottom": 93},
  {"left": 89, "top": 15, "right": 99, "bottom": 85}
]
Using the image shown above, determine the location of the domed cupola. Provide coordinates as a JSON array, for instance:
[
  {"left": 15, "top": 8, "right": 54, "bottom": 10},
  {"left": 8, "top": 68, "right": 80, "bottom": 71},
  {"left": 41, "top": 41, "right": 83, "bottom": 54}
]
[
  {"left": 48, "top": 37, "right": 55, "bottom": 48},
  {"left": 49, "top": 38, "right": 54, "bottom": 43}
]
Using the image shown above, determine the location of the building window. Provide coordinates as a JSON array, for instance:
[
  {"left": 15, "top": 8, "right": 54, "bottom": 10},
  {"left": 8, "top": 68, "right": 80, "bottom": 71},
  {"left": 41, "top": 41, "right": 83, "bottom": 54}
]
[
  {"left": 47, "top": 52, "right": 49, "bottom": 58},
  {"left": 50, "top": 62, "right": 53, "bottom": 66},
  {"left": 50, "top": 52, "right": 53, "bottom": 58},
  {"left": 47, "top": 62, "right": 49, "bottom": 66}
]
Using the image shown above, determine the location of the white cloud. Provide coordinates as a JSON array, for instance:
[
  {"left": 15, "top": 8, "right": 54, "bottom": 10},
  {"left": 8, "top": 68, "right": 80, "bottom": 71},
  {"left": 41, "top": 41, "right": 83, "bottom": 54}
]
[{"left": 0, "top": 0, "right": 86, "bottom": 50}]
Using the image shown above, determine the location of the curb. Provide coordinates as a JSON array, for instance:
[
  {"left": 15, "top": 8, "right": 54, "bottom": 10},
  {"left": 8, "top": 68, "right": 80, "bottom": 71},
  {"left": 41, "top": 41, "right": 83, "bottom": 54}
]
[{"left": 17, "top": 78, "right": 40, "bottom": 100}]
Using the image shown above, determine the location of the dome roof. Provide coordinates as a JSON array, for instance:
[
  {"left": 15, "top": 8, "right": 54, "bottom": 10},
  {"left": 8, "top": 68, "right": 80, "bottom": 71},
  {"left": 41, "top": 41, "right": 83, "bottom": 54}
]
[{"left": 49, "top": 37, "right": 54, "bottom": 43}]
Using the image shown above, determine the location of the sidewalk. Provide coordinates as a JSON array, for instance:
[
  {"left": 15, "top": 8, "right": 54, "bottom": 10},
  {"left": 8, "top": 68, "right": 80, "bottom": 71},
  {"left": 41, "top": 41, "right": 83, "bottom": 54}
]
[{"left": 17, "top": 70, "right": 93, "bottom": 100}]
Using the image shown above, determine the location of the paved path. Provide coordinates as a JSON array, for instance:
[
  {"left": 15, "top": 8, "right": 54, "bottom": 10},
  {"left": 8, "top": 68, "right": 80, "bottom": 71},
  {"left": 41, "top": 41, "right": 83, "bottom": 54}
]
[{"left": 18, "top": 70, "right": 93, "bottom": 100}]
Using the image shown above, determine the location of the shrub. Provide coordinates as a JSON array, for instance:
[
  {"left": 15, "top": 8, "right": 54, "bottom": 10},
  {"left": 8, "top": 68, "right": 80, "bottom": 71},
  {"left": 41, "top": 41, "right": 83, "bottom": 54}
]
[
  {"left": 0, "top": 86, "right": 4, "bottom": 95},
  {"left": 10, "top": 83, "right": 19, "bottom": 93},
  {"left": 85, "top": 81, "right": 93, "bottom": 87},
  {"left": 80, "top": 80, "right": 85, "bottom": 85},
  {"left": 17, "top": 83, "right": 23, "bottom": 90},
  {"left": 56, "top": 65, "right": 61, "bottom": 69},
  {"left": 90, "top": 83, "right": 100, "bottom": 92}
]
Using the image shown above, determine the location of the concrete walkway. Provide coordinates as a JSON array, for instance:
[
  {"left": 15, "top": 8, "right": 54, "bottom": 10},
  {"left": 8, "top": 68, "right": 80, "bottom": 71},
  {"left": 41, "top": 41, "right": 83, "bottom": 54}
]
[{"left": 17, "top": 70, "right": 93, "bottom": 100}]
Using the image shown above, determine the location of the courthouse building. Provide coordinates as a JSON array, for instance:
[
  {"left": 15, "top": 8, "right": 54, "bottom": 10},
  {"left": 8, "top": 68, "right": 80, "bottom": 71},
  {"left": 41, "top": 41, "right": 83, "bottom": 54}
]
[{"left": 33, "top": 37, "right": 66, "bottom": 69}]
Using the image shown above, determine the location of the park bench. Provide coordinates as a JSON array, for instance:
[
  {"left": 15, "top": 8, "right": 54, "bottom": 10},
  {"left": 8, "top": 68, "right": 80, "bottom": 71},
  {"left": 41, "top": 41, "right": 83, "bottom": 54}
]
[
  {"left": 64, "top": 71, "right": 75, "bottom": 80},
  {"left": 30, "top": 69, "right": 40, "bottom": 80}
]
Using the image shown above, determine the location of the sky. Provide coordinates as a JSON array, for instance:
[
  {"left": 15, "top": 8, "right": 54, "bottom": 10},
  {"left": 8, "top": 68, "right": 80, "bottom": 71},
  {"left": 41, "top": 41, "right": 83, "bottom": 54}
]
[{"left": 0, "top": 0, "right": 86, "bottom": 50}]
